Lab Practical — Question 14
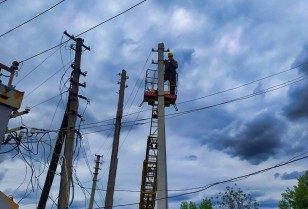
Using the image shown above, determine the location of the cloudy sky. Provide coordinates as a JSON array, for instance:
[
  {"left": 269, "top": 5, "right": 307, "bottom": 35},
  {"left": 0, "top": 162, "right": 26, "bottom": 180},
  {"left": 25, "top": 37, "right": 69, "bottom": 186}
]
[{"left": 1, "top": 0, "right": 308, "bottom": 209}]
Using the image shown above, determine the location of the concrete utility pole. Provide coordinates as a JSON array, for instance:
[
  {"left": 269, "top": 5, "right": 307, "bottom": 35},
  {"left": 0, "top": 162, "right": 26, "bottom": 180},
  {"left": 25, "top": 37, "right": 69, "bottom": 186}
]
[
  {"left": 58, "top": 31, "right": 90, "bottom": 209},
  {"left": 89, "top": 154, "right": 103, "bottom": 209},
  {"left": 105, "top": 70, "right": 128, "bottom": 209},
  {"left": 156, "top": 43, "right": 168, "bottom": 209}
]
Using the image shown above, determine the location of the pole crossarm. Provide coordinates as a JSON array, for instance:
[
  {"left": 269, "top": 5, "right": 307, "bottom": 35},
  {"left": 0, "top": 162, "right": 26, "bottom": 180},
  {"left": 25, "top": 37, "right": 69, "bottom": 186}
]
[
  {"left": 0, "top": 61, "right": 19, "bottom": 86},
  {"left": 64, "top": 30, "right": 91, "bottom": 51}
]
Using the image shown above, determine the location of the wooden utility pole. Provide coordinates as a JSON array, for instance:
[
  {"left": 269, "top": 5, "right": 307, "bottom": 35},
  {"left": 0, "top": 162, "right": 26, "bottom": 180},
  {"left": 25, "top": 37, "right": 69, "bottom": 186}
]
[
  {"left": 37, "top": 32, "right": 90, "bottom": 209},
  {"left": 88, "top": 155, "right": 103, "bottom": 209},
  {"left": 104, "top": 70, "right": 128, "bottom": 209},
  {"left": 37, "top": 107, "right": 68, "bottom": 209},
  {"left": 58, "top": 32, "right": 90, "bottom": 209}
]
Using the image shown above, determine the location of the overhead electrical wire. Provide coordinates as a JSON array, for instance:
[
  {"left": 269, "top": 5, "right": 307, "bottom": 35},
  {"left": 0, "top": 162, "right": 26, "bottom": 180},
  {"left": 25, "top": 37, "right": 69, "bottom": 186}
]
[
  {"left": 83, "top": 150, "right": 308, "bottom": 193},
  {"left": 20, "top": 72, "right": 308, "bottom": 136},
  {"left": 19, "top": 0, "right": 147, "bottom": 63},
  {"left": 0, "top": 0, "right": 8, "bottom": 5},
  {"left": 92, "top": 153, "right": 308, "bottom": 208},
  {"left": 78, "top": 62, "right": 305, "bottom": 127},
  {"left": 19, "top": 43, "right": 65, "bottom": 64},
  {"left": 89, "top": 51, "right": 152, "bottom": 168},
  {"left": 177, "top": 61, "right": 308, "bottom": 105},
  {"left": 76, "top": 0, "right": 147, "bottom": 37},
  {"left": 95, "top": 51, "right": 152, "bottom": 168},
  {"left": 30, "top": 91, "right": 68, "bottom": 109},
  {"left": 24, "top": 61, "right": 71, "bottom": 99},
  {"left": 25, "top": 72, "right": 306, "bottom": 135},
  {"left": 1, "top": 132, "right": 53, "bottom": 205},
  {"left": 122, "top": 50, "right": 152, "bottom": 115},
  {"left": 27, "top": 37, "right": 73, "bottom": 108},
  {"left": 0, "top": 0, "right": 65, "bottom": 38},
  {"left": 15, "top": 47, "right": 61, "bottom": 85},
  {"left": 5, "top": 64, "right": 308, "bottom": 207},
  {"left": 75, "top": 73, "right": 308, "bottom": 135},
  {"left": 166, "top": 74, "right": 308, "bottom": 119}
]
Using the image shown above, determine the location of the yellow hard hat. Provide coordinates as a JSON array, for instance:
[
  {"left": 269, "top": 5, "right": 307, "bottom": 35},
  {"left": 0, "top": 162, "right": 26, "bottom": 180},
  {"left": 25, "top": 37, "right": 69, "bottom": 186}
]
[{"left": 168, "top": 52, "right": 173, "bottom": 57}]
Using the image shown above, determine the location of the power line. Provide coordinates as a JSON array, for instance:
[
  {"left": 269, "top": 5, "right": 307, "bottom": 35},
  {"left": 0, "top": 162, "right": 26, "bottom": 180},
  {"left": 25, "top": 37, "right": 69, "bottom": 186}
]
[
  {"left": 15, "top": 46, "right": 61, "bottom": 85},
  {"left": 24, "top": 60, "right": 71, "bottom": 99},
  {"left": 31, "top": 91, "right": 68, "bottom": 109},
  {"left": 76, "top": 73, "right": 308, "bottom": 134},
  {"left": 0, "top": 0, "right": 8, "bottom": 5},
  {"left": 82, "top": 151, "right": 308, "bottom": 193},
  {"left": 19, "top": 42, "right": 66, "bottom": 63},
  {"left": 122, "top": 50, "right": 152, "bottom": 116},
  {"left": 0, "top": 0, "right": 65, "bottom": 38},
  {"left": 166, "top": 74, "right": 308, "bottom": 119},
  {"left": 26, "top": 61, "right": 307, "bottom": 128},
  {"left": 18, "top": 0, "right": 147, "bottom": 63},
  {"left": 79, "top": 63, "right": 307, "bottom": 127},
  {"left": 92, "top": 153, "right": 308, "bottom": 208},
  {"left": 23, "top": 72, "right": 308, "bottom": 135},
  {"left": 177, "top": 61, "right": 308, "bottom": 105},
  {"left": 76, "top": 0, "right": 147, "bottom": 37}
]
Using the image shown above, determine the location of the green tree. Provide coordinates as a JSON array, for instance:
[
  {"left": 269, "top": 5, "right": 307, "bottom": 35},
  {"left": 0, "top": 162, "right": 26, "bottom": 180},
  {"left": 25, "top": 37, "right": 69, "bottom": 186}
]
[
  {"left": 180, "top": 185, "right": 258, "bottom": 209},
  {"left": 278, "top": 171, "right": 308, "bottom": 209},
  {"left": 199, "top": 199, "right": 213, "bottom": 209},
  {"left": 180, "top": 198, "right": 212, "bottom": 209},
  {"left": 213, "top": 185, "right": 259, "bottom": 209}
]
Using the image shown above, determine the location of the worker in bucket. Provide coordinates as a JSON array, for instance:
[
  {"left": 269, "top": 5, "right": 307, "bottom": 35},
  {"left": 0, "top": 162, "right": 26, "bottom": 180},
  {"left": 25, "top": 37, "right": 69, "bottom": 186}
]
[{"left": 164, "top": 51, "right": 178, "bottom": 95}]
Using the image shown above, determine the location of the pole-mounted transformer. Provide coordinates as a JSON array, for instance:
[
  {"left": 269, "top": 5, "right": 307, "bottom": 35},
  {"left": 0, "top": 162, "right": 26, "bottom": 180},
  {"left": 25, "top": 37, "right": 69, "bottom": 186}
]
[{"left": 0, "top": 61, "right": 26, "bottom": 145}]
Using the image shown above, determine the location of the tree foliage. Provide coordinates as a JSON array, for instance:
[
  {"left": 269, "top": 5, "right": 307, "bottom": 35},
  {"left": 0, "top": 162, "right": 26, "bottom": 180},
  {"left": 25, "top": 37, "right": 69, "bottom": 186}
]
[
  {"left": 278, "top": 171, "right": 308, "bottom": 209},
  {"left": 213, "top": 185, "right": 259, "bottom": 209},
  {"left": 180, "top": 185, "right": 258, "bottom": 209},
  {"left": 180, "top": 199, "right": 212, "bottom": 209}
]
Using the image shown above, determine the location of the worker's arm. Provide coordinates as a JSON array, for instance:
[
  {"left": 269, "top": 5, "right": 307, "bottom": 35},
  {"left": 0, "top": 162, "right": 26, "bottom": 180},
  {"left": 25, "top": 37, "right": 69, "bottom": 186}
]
[{"left": 170, "top": 59, "right": 178, "bottom": 69}]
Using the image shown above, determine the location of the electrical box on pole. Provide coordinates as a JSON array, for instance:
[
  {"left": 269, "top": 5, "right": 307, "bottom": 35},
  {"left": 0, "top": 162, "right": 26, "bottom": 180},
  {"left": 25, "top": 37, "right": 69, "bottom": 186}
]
[
  {"left": 0, "top": 62, "right": 24, "bottom": 144},
  {"left": 0, "top": 191, "right": 19, "bottom": 209}
]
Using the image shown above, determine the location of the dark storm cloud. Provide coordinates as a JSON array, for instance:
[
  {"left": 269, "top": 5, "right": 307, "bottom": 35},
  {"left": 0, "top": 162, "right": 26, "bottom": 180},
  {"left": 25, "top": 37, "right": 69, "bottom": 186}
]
[
  {"left": 284, "top": 46, "right": 308, "bottom": 121},
  {"left": 169, "top": 107, "right": 234, "bottom": 139},
  {"left": 283, "top": 83, "right": 308, "bottom": 121},
  {"left": 207, "top": 112, "right": 286, "bottom": 164},
  {"left": 258, "top": 199, "right": 279, "bottom": 208},
  {"left": 292, "top": 45, "right": 308, "bottom": 74},
  {"left": 279, "top": 170, "right": 306, "bottom": 180},
  {"left": 184, "top": 154, "right": 197, "bottom": 161}
]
